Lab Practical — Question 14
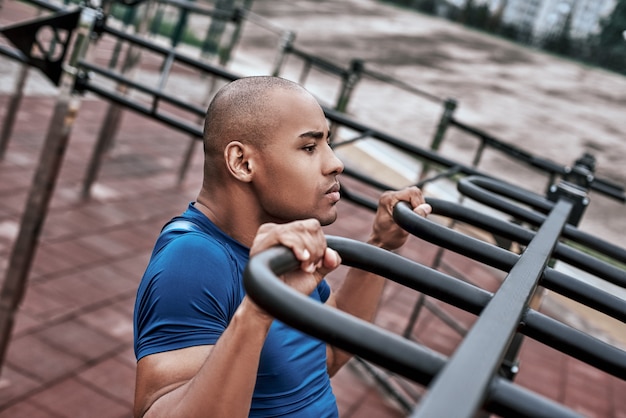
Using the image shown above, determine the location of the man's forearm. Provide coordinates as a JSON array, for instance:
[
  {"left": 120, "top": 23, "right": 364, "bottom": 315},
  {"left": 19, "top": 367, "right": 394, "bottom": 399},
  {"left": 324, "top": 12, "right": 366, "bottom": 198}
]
[{"left": 328, "top": 267, "right": 386, "bottom": 374}]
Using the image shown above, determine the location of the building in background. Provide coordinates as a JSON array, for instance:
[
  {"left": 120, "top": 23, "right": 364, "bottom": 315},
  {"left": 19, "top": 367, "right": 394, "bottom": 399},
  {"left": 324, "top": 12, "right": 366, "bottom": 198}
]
[{"left": 495, "top": 0, "right": 616, "bottom": 41}]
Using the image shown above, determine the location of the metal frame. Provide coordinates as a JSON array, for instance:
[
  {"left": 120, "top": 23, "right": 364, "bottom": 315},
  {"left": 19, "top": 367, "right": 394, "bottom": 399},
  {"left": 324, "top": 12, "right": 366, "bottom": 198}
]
[
  {"left": 1, "top": 2, "right": 625, "bottom": 414},
  {"left": 244, "top": 175, "right": 626, "bottom": 417}
]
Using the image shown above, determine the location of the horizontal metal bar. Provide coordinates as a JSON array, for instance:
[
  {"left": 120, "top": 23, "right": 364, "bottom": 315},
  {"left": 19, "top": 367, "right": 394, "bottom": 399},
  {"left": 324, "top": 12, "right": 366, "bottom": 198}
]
[
  {"left": 322, "top": 107, "right": 487, "bottom": 178},
  {"left": 400, "top": 201, "right": 626, "bottom": 319},
  {"left": 450, "top": 119, "right": 625, "bottom": 202},
  {"left": 360, "top": 64, "right": 443, "bottom": 104},
  {"left": 285, "top": 45, "right": 349, "bottom": 77},
  {"left": 18, "top": 0, "right": 62, "bottom": 12},
  {"left": 522, "top": 308, "right": 626, "bottom": 376},
  {"left": 83, "top": 82, "right": 203, "bottom": 138},
  {"left": 328, "top": 236, "right": 491, "bottom": 315},
  {"left": 243, "top": 236, "right": 582, "bottom": 417},
  {"left": 79, "top": 61, "right": 207, "bottom": 117},
  {"left": 459, "top": 176, "right": 626, "bottom": 264},
  {"left": 451, "top": 117, "right": 565, "bottom": 175},
  {"left": 330, "top": 129, "right": 375, "bottom": 148},
  {"left": 154, "top": 0, "right": 236, "bottom": 19},
  {"left": 428, "top": 197, "right": 626, "bottom": 289},
  {"left": 338, "top": 186, "right": 378, "bottom": 212},
  {"left": 333, "top": 233, "right": 626, "bottom": 380},
  {"left": 100, "top": 25, "right": 241, "bottom": 82},
  {"left": 10, "top": 0, "right": 625, "bottom": 207},
  {"left": 412, "top": 198, "right": 572, "bottom": 418},
  {"left": 341, "top": 166, "right": 393, "bottom": 192}
]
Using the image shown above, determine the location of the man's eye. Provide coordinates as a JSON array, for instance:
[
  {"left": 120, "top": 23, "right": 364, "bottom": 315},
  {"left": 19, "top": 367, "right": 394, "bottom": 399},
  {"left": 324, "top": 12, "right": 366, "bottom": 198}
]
[{"left": 303, "top": 145, "right": 316, "bottom": 152}]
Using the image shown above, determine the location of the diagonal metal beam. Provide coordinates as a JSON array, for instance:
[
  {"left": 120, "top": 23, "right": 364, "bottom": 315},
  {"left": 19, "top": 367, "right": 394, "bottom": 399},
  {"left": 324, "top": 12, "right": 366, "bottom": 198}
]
[{"left": 411, "top": 198, "right": 573, "bottom": 418}]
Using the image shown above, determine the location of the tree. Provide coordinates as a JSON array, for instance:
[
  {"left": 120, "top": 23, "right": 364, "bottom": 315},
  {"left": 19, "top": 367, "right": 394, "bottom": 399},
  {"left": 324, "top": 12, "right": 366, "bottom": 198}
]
[
  {"left": 543, "top": 6, "right": 574, "bottom": 56},
  {"left": 593, "top": 0, "right": 626, "bottom": 73}
]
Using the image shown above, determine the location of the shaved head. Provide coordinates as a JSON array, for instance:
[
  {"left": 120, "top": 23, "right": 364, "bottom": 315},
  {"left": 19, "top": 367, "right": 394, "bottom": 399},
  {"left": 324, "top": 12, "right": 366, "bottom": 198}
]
[
  {"left": 203, "top": 76, "right": 310, "bottom": 160},
  {"left": 195, "top": 75, "right": 342, "bottom": 231}
]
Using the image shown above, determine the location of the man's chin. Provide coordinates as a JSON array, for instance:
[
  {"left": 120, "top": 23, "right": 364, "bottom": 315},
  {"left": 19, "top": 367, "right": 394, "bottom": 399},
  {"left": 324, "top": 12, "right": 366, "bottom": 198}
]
[{"left": 319, "top": 211, "right": 338, "bottom": 227}]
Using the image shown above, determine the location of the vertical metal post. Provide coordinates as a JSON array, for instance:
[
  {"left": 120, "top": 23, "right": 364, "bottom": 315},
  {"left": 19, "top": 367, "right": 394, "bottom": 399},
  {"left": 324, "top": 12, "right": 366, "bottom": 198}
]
[
  {"left": 149, "top": 2, "right": 165, "bottom": 37},
  {"left": 334, "top": 59, "right": 363, "bottom": 113},
  {"left": 0, "top": 64, "right": 29, "bottom": 159},
  {"left": 0, "top": 6, "right": 96, "bottom": 371},
  {"left": 201, "top": 0, "right": 233, "bottom": 58},
  {"left": 271, "top": 30, "right": 295, "bottom": 77},
  {"left": 430, "top": 97, "right": 457, "bottom": 152},
  {"left": 82, "top": 1, "right": 154, "bottom": 199},
  {"left": 420, "top": 97, "right": 457, "bottom": 181},
  {"left": 218, "top": 7, "right": 246, "bottom": 66},
  {"left": 177, "top": 3, "right": 250, "bottom": 185},
  {"left": 471, "top": 139, "right": 487, "bottom": 168},
  {"left": 298, "top": 60, "right": 312, "bottom": 85},
  {"left": 170, "top": 0, "right": 191, "bottom": 48},
  {"left": 0, "top": 4, "right": 47, "bottom": 160},
  {"left": 329, "top": 59, "right": 363, "bottom": 143}
]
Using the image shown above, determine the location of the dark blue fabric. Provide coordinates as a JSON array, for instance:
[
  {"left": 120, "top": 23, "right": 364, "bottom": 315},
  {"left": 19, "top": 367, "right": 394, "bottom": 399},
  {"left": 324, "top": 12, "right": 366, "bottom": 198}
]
[{"left": 133, "top": 202, "right": 338, "bottom": 417}]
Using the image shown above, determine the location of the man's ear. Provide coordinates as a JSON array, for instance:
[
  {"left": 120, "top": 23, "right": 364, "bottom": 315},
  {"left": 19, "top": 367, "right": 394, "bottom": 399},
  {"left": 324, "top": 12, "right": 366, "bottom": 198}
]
[{"left": 224, "top": 141, "right": 253, "bottom": 182}]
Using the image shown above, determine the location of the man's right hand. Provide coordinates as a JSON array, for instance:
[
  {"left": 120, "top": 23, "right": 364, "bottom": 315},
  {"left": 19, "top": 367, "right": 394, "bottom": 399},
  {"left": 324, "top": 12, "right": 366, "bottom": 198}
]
[{"left": 249, "top": 219, "right": 341, "bottom": 296}]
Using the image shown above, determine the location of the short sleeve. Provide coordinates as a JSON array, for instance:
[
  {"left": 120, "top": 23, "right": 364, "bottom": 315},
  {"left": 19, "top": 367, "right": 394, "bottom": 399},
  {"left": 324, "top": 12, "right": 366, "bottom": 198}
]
[
  {"left": 317, "top": 279, "right": 331, "bottom": 303},
  {"left": 134, "top": 233, "right": 244, "bottom": 360}
]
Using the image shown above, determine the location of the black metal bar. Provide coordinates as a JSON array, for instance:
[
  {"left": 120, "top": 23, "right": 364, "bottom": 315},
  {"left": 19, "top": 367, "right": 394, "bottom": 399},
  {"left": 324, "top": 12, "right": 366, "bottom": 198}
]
[
  {"left": 6, "top": 0, "right": 625, "bottom": 206},
  {"left": 450, "top": 117, "right": 564, "bottom": 174},
  {"left": 459, "top": 176, "right": 626, "bottom": 264},
  {"left": 338, "top": 186, "right": 378, "bottom": 212},
  {"left": 427, "top": 197, "right": 626, "bottom": 288},
  {"left": 395, "top": 201, "right": 626, "bottom": 319},
  {"left": 330, "top": 130, "right": 374, "bottom": 148},
  {"left": 322, "top": 107, "right": 487, "bottom": 178},
  {"left": 82, "top": 81, "right": 204, "bottom": 138},
  {"left": 522, "top": 309, "right": 626, "bottom": 376},
  {"left": 360, "top": 65, "right": 443, "bottom": 104},
  {"left": 342, "top": 235, "right": 626, "bottom": 380},
  {"left": 341, "top": 166, "right": 393, "bottom": 192},
  {"left": 78, "top": 61, "right": 207, "bottom": 117},
  {"left": 412, "top": 199, "right": 572, "bottom": 418},
  {"left": 243, "top": 236, "right": 582, "bottom": 417},
  {"left": 99, "top": 25, "right": 241, "bottom": 82},
  {"left": 450, "top": 118, "right": 625, "bottom": 202},
  {"left": 0, "top": 5, "right": 97, "bottom": 373},
  {"left": 391, "top": 203, "right": 626, "bottom": 380},
  {"left": 287, "top": 45, "right": 349, "bottom": 78},
  {"left": 154, "top": 0, "right": 235, "bottom": 19},
  {"left": 16, "top": 0, "right": 61, "bottom": 12},
  {"left": 339, "top": 187, "right": 626, "bottom": 323}
]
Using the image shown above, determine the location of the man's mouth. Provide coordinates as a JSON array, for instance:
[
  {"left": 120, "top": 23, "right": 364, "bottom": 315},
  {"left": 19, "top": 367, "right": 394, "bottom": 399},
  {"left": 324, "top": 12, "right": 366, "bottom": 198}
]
[
  {"left": 325, "top": 182, "right": 341, "bottom": 203},
  {"left": 326, "top": 183, "right": 340, "bottom": 194}
]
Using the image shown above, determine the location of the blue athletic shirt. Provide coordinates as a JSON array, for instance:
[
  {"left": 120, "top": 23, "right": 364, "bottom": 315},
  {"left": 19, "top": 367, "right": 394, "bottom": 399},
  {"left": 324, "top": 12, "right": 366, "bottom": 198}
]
[{"left": 134, "top": 202, "right": 338, "bottom": 417}]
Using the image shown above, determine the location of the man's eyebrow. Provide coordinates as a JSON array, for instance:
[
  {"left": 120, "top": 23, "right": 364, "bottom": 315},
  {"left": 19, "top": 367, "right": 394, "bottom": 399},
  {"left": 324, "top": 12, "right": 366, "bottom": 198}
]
[{"left": 299, "top": 130, "right": 327, "bottom": 140}]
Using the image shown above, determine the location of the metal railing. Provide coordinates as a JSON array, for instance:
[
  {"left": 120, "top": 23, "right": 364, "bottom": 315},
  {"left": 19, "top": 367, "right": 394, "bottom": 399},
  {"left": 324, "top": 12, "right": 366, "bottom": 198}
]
[
  {"left": 1, "top": 2, "right": 625, "bottom": 415},
  {"left": 244, "top": 172, "right": 626, "bottom": 417}
]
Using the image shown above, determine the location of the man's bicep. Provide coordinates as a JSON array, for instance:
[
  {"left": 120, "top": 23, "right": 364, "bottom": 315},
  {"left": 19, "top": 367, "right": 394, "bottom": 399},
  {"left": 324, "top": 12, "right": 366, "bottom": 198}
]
[{"left": 134, "top": 345, "right": 213, "bottom": 418}]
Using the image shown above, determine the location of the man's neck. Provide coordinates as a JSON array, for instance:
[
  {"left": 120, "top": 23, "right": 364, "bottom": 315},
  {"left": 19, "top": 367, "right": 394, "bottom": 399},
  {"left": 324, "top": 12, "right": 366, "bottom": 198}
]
[{"left": 195, "top": 190, "right": 259, "bottom": 248}]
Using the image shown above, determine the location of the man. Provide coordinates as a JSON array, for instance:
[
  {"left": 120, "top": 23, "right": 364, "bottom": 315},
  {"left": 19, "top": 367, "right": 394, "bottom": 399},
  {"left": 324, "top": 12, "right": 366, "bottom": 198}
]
[{"left": 133, "top": 76, "right": 431, "bottom": 417}]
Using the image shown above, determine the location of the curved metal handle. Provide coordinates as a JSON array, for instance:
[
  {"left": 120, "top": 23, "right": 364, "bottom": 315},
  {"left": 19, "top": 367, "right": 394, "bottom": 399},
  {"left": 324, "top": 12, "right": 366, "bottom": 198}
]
[
  {"left": 243, "top": 235, "right": 584, "bottom": 417},
  {"left": 458, "top": 175, "right": 626, "bottom": 264},
  {"left": 243, "top": 237, "right": 443, "bottom": 385},
  {"left": 392, "top": 199, "right": 626, "bottom": 366},
  {"left": 393, "top": 200, "right": 626, "bottom": 319},
  {"left": 459, "top": 175, "right": 555, "bottom": 219}
]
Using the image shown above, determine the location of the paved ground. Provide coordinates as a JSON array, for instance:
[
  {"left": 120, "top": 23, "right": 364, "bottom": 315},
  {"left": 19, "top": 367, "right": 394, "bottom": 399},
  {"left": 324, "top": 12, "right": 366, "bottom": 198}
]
[{"left": 1, "top": 0, "right": 626, "bottom": 417}]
